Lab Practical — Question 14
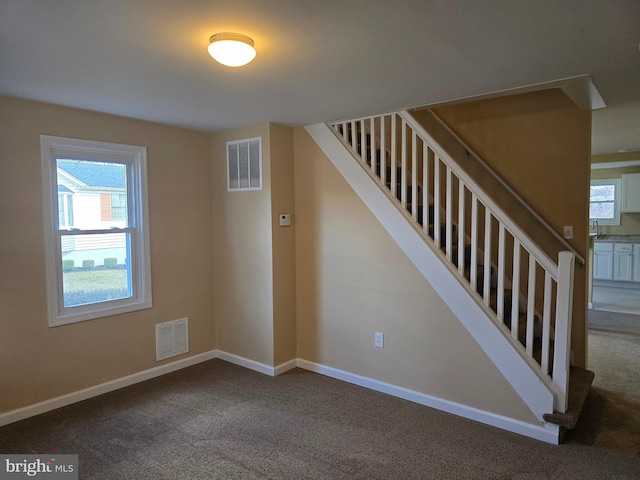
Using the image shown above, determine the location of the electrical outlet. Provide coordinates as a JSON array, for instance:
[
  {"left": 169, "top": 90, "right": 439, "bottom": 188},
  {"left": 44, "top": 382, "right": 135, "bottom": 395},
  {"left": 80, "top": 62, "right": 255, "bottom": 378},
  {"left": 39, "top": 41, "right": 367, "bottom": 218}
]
[
  {"left": 563, "top": 225, "right": 573, "bottom": 240},
  {"left": 374, "top": 332, "right": 384, "bottom": 348}
]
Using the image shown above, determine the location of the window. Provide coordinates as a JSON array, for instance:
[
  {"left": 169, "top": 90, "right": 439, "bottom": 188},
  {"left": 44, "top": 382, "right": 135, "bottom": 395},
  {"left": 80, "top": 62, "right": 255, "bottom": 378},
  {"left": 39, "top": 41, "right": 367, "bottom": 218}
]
[
  {"left": 589, "top": 179, "right": 621, "bottom": 226},
  {"left": 57, "top": 191, "right": 73, "bottom": 228},
  {"left": 111, "top": 193, "right": 127, "bottom": 221},
  {"left": 227, "top": 137, "right": 262, "bottom": 191},
  {"left": 41, "top": 136, "right": 152, "bottom": 327}
]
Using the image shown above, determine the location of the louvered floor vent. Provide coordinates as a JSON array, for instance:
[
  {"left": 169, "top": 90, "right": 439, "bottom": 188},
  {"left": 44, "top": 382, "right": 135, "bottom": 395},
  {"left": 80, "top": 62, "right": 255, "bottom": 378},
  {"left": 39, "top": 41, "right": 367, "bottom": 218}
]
[{"left": 156, "top": 318, "right": 189, "bottom": 361}]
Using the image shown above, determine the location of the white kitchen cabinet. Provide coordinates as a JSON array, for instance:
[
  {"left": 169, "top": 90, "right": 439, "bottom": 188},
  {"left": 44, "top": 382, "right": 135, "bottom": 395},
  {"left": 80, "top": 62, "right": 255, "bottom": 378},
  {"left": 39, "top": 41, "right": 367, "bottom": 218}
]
[
  {"left": 593, "top": 242, "right": 613, "bottom": 280},
  {"left": 622, "top": 173, "right": 640, "bottom": 213},
  {"left": 634, "top": 244, "right": 640, "bottom": 282},
  {"left": 613, "top": 243, "right": 633, "bottom": 281}
]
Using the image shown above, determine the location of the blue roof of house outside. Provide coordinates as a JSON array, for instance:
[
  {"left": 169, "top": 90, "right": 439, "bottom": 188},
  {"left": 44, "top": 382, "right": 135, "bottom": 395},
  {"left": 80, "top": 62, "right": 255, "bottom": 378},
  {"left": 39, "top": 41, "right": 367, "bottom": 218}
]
[
  {"left": 57, "top": 159, "right": 126, "bottom": 189},
  {"left": 58, "top": 184, "right": 73, "bottom": 194}
]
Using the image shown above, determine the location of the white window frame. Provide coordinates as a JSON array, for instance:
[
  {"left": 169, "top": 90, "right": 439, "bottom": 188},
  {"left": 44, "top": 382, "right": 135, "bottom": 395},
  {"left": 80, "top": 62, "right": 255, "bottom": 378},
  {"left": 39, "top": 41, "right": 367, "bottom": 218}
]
[
  {"left": 227, "top": 137, "right": 262, "bottom": 191},
  {"left": 589, "top": 178, "right": 621, "bottom": 226},
  {"left": 41, "top": 135, "right": 152, "bottom": 327}
]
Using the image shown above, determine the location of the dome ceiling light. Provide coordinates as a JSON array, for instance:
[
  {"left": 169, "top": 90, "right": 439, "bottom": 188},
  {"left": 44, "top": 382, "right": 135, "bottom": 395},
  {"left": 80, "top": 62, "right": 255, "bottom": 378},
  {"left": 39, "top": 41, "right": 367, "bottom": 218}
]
[{"left": 208, "top": 32, "right": 256, "bottom": 67}]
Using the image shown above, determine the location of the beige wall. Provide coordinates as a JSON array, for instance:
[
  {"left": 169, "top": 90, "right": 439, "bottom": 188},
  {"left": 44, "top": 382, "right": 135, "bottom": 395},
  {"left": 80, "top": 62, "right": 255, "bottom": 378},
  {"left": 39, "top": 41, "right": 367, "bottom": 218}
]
[
  {"left": 211, "top": 124, "right": 274, "bottom": 366},
  {"left": 590, "top": 152, "right": 640, "bottom": 235},
  {"left": 269, "top": 124, "right": 297, "bottom": 365},
  {"left": 432, "top": 90, "right": 592, "bottom": 367},
  {"left": 0, "top": 96, "right": 215, "bottom": 414},
  {"left": 293, "top": 127, "right": 538, "bottom": 424},
  {"left": 211, "top": 123, "right": 297, "bottom": 367}
]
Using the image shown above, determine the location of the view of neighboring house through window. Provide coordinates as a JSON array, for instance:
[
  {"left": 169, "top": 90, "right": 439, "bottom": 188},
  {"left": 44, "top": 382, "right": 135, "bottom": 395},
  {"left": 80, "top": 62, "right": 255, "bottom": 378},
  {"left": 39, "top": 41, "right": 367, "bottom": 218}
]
[
  {"left": 589, "top": 179, "right": 621, "bottom": 226},
  {"left": 41, "top": 136, "right": 152, "bottom": 327}
]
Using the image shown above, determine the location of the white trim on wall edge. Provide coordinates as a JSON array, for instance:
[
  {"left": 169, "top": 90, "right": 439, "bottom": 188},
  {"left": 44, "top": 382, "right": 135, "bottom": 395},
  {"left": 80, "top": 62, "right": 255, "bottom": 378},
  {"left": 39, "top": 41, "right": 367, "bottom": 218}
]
[
  {"left": 0, "top": 350, "right": 217, "bottom": 428},
  {"left": 0, "top": 352, "right": 558, "bottom": 444},
  {"left": 0, "top": 350, "right": 297, "bottom": 428},
  {"left": 214, "top": 350, "right": 297, "bottom": 377},
  {"left": 296, "top": 359, "right": 560, "bottom": 445}
]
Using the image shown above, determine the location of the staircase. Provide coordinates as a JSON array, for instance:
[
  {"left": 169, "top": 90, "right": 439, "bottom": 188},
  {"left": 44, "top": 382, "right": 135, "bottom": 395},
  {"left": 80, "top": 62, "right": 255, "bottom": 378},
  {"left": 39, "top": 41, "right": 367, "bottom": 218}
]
[
  {"left": 340, "top": 120, "right": 552, "bottom": 367},
  {"left": 306, "top": 110, "right": 584, "bottom": 443}
]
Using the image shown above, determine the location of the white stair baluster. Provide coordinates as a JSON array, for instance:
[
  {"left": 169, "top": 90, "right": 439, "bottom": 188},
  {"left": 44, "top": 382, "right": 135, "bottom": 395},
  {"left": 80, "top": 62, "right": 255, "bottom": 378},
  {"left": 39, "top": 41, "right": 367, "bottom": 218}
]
[
  {"left": 380, "top": 117, "right": 386, "bottom": 186},
  {"left": 433, "top": 156, "right": 441, "bottom": 247},
  {"left": 511, "top": 239, "right": 521, "bottom": 341},
  {"left": 541, "top": 271, "right": 553, "bottom": 375},
  {"left": 350, "top": 121, "right": 357, "bottom": 153},
  {"left": 411, "top": 130, "right": 418, "bottom": 222},
  {"left": 401, "top": 119, "right": 407, "bottom": 209},
  {"left": 446, "top": 167, "right": 452, "bottom": 261},
  {"left": 458, "top": 179, "right": 465, "bottom": 274},
  {"left": 497, "top": 224, "right": 505, "bottom": 323},
  {"left": 423, "top": 144, "right": 430, "bottom": 234},
  {"left": 526, "top": 256, "right": 536, "bottom": 357},
  {"left": 390, "top": 116, "right": 397, "bottom": 200},
  {"left": 360, "top": 119, "right": 366, "bottom": 166},
  {"left": 370, "top": 117, "right": 376, "bottom": 175},
  {"left": 470, "top": 194, "right": 478, "bottom": 291},
  {"left": 483, "top": 210, "right": 491, "bottom": 307}
]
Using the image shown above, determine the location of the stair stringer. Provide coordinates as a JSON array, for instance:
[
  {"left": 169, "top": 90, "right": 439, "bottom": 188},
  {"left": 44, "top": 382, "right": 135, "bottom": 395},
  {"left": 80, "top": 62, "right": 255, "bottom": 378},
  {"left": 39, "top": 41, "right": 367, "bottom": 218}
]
[{"left": 306, "top": 122, "right": 556, "bottom": 423}]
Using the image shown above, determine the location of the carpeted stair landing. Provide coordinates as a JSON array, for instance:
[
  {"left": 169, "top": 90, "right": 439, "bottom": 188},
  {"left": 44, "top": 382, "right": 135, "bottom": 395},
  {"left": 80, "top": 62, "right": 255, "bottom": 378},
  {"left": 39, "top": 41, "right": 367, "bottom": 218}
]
[{"left": 543, "top": 366, "right": 595, "bottom": 439}]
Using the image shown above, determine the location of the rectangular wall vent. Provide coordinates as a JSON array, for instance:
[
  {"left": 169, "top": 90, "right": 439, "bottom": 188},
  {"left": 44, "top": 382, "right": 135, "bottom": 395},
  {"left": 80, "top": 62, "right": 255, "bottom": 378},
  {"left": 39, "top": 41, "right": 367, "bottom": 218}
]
[
  {"left": 156, "top": 318, "right": 189, "bottom": 361},
  {"left": 227, "top": 137, "right": 262, "bottom": 191}
]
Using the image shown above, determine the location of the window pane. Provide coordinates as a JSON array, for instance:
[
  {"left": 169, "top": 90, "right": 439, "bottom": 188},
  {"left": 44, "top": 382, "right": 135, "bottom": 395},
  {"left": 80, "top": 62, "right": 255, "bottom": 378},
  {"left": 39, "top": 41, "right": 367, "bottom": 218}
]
[
  {"left": 590, "top": 202, "right": 614, "bottom": 219},
  {"left": 590, "top": 185, "right": 615, "bottom": 202},
  {"left": 61, "top": 233, "right": 132, "bottom": 307},
  {"left": 57, "top": 159, "right": 127, "bottom": 228}
]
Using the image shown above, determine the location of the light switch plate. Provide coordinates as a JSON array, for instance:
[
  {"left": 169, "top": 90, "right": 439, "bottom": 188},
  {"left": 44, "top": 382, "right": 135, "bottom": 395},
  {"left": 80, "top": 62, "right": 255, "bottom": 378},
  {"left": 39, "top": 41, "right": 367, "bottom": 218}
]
[{"left": 563, "top": 225, "right": 573, "bottom": 239}]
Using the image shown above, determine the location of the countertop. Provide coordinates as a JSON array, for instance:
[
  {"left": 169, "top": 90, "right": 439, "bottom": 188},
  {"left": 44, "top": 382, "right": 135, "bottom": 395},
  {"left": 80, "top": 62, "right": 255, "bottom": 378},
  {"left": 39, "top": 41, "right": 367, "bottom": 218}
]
[{"left": 593, "top": 235, "right": 640, "bottom": 243}]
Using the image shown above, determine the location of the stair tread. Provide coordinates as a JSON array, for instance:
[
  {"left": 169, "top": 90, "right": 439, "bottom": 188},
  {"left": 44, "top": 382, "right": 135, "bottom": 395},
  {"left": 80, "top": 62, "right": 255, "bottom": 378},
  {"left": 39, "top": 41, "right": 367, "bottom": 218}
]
[{"left": 542, "top": 367, "right": 595, "bottom": 429}]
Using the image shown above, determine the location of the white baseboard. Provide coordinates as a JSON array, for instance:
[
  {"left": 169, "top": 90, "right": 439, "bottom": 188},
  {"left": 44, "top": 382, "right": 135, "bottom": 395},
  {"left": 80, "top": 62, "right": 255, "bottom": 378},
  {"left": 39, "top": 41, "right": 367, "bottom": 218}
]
[
  {"left": 296, "top": 359, "right": 560, "bottom": 444},
  {"left": 0, "top": 351, "right": 559, "bottom": 444},
  {"left": 274, "top": 358, "right": 298, "bottom": 376},
  {"left": 214, "top": 350, "right": 275, "bottom": 376},
  {"left": 0, "top": 350, "right": 218, "bottom": 428},
  {"left": 0, "top": 349, "right": 300, "bottom": 428},
  {"left": 214, "top": 350, "right": 297, "bottom": 377}
]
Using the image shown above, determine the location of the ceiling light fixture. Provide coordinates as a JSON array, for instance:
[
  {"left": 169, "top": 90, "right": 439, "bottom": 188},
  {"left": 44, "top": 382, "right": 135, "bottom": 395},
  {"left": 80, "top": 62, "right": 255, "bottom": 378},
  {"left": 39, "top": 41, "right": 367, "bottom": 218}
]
[{"left": 208, "top": 32, "right": 256, "bottom": 67}]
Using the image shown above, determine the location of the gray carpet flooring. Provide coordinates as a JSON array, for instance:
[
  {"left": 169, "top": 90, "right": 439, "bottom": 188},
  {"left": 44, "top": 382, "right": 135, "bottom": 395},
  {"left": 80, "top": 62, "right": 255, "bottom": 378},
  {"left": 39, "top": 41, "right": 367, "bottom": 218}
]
[
  {"left": 1, "top": 359, "right": 639, "bottom": 479},
  {"left": 565, "top": 309, "right": 640, "bottom": 457}
]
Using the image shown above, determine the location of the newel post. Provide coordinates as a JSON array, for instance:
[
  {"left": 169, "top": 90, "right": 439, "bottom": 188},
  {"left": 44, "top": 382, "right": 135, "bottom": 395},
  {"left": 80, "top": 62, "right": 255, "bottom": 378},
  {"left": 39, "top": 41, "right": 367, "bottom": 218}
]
[{"left": 553, "top": 251, "right": 575, "bottom": 413}]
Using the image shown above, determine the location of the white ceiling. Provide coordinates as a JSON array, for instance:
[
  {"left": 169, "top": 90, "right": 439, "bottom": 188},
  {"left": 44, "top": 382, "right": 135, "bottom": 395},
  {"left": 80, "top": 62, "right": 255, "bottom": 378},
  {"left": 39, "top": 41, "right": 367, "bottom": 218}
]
[{"left": 1, "top": 0, "right": 639, "bottom": 155}]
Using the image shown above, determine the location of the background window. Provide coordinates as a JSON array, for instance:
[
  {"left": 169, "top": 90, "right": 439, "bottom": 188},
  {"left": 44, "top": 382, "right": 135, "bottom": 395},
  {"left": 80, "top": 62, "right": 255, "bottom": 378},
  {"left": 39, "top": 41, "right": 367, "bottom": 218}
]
[
  {"left": 590, "top": 179, "right": 621, "bottom": 226},
  {"left": 111, "top": 193, "right": 127, "bottom": 221},
  {"left": 41, "top": 136, "right": 152, "bottom": 327},
  {"left": 57, "top": 192, "right": 73, "bottom": 228}
]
